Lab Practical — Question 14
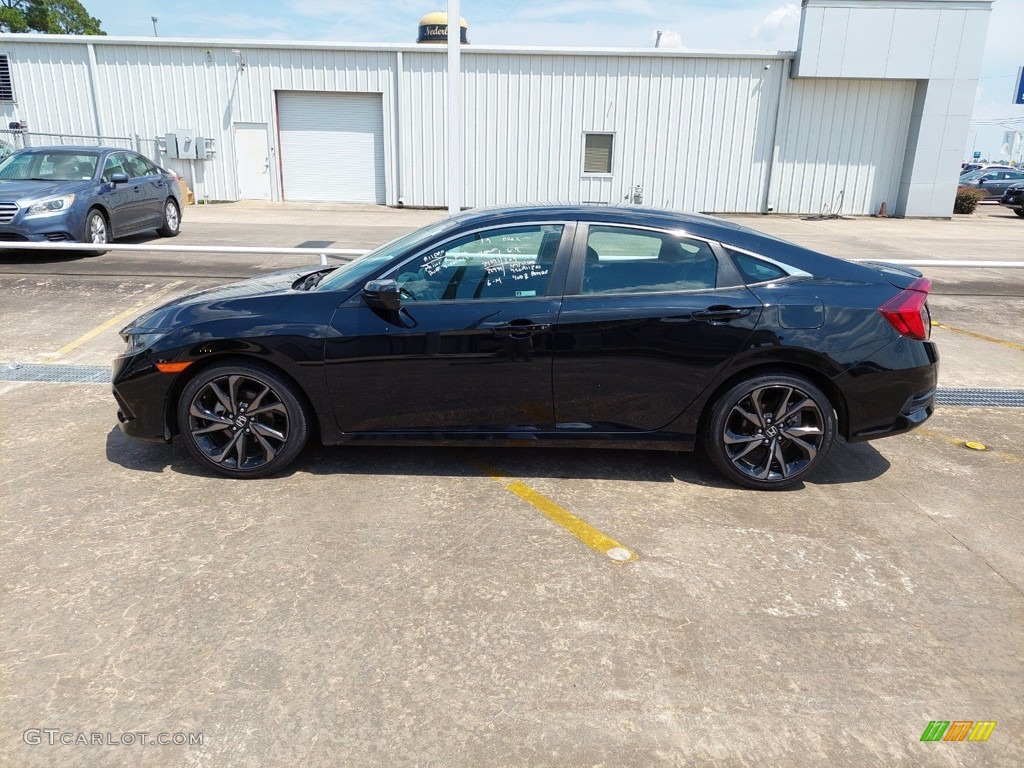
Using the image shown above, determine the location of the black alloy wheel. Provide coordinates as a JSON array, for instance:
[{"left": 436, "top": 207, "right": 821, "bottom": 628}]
[
  {"left": 177, "top": 363, "right": 309, "bottom": 478},
  {"left": 705, "top": 372, "right": 836, "bottom": 490},
  {"left": 158, "top": 198, "right": 181, "bottom": 237}
]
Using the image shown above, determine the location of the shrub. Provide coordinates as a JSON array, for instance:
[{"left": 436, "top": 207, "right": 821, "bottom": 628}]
[{"left": 953, "top": 186, "right": 986, "bottom": 214}]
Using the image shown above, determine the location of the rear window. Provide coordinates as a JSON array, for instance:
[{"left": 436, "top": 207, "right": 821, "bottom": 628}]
[{"left": 727, "top": 249, "right": 788, "bottom": 284}]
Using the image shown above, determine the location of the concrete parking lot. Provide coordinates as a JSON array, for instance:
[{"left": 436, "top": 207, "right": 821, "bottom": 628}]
[{"left": 1, "top": 204, "right": 1022, "bottom": 766}]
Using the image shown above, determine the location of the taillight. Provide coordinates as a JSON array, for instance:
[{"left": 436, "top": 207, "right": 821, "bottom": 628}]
[{"left": 879, "top": 278, "right": 931, "bottom": 340}]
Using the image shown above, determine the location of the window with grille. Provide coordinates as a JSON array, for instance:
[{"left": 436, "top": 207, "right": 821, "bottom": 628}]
[
  {"left": 583, "top": 133, "right": 613, "bottom": 174},
  {"left": 0, "top": 55, "right": 14, "bottom": 102}
]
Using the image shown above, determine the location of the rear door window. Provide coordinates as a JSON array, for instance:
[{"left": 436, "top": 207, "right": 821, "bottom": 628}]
[{"left": 581, "top": 226, "right": 718, "bottom": 294}]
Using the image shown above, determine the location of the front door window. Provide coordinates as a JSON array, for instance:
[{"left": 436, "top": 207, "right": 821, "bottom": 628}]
[{"left": 391, "top": 224, "right": 564, "bottom": 302}]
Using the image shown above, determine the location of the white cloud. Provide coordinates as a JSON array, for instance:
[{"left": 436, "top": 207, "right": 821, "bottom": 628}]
[{"left": 750, "top": 3, "right": 799, "bottom": 47}]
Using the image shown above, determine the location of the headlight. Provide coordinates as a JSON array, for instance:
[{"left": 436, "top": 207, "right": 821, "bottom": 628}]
[
  {"left": 123, "top": 331, "right": 165, "bottom": 354},
  {"left": 25, "top": 194, "right": 76, "bottom": 218}
]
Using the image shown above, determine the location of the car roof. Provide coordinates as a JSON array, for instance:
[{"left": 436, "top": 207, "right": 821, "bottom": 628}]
[
  {"left": 454, "top": 203, "right": 744, "bottom": 235},
  {"left": 451, "top": 203, "right": 793, "bottom": 248}
]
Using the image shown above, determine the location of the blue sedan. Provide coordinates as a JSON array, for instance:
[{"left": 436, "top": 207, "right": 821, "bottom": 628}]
[{"left": 0, "top": 146, "right": 183, "bottom": 249}]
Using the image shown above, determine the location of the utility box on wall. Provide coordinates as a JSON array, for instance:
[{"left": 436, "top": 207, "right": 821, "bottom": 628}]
[{"left": 166, "top": 130, "right": 208, "bottom": 160}]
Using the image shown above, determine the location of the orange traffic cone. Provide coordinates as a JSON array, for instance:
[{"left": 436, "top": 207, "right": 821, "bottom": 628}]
[{"left": 876, "top": 202, "right": 887, "bottom": 218}]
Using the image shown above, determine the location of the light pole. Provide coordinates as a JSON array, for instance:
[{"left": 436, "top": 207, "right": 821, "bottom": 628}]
[
  {"left": 151, "top": 16, "right": 159, "bottom": 37},
  {"left": 446, "top": 0, "right": 460, "bottom": 215}
]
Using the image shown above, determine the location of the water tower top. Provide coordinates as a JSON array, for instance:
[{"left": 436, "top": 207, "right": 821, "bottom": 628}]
[{"left": 417, "top": 11, "right": 469, "bottom": 44}]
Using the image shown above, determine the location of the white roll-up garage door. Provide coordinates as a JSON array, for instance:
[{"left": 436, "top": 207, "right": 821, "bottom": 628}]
[{"left": 277, "top": 91, "right": 386, "bottom": 204}]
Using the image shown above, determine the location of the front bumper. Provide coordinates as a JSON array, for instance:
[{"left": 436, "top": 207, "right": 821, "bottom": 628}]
[
  {"left": 999, "top": 189, "right": 1022, "bottom": 211},
  {"left": 0, "top": 208, "right": 85, "bottom": 242},
  {"left": 112, "top": 350, "right": 179, "bottom": 442}
]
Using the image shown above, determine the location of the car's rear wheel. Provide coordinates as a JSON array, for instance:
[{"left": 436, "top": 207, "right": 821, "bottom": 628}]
[
  {"left": 1014, "top": 209, "right": 1024, "bottom": 218},
  {"left": 157, "top": 198, "right": 181, "bottom": 237},
  {"left": 84, "top": 209, "right": 109, "bottom": 256},
  {"left": 704, "top": 372, "right": 836, "bottom": 490},
  {"left": 177, "top": 363, "right": 309, "bottom": 478}
]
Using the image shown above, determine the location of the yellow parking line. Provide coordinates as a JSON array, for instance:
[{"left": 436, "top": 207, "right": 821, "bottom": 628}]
[
  {"left": 468, "top": 457, "right": 637, "bottom": 563},
  {"left": 930, "top": 321, "right": 1024, "bottom": 352},
  {"left": 44, "top": 280, "right": 185, "bottom": 360},
  {"left": 916, "top": 427, "right": 1023, "bottom": 465}
]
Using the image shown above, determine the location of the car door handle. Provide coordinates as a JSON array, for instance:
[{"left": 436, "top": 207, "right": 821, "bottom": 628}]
[
  {"left": 691, "top": 306, "right": 753, "bottom": 322},
  {"left": 491, "top": 323, "right": 551, "bottom": 337}
]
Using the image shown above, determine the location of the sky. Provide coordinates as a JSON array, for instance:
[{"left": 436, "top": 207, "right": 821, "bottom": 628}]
[{"left": 79, "top": 0, "right": 1024, "bottom": 160}]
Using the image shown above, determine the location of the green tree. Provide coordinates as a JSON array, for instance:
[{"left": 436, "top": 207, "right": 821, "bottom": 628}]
[{"left": 0, "top": 0, "right": 105, "bottom": 35}]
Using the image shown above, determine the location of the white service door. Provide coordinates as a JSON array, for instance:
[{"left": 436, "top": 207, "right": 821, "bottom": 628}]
[
  {"left": 234, "top": 123, "right": 272, "bottom": 200},
  {"left": 277, "top": 92, "right": 386, "bottom": 204}
]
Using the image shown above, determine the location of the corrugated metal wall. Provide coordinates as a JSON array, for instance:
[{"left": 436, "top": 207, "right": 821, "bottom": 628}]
[
  {"left": 768, "top": 77, "right": 916, "bottom": 215},
  {"left": 0, "top": 38, "right": 917, "bottom": 214},
  {"left": 91, "top": 45, "right": 397, "bottom": 202},
  {"left": 0, "top": 42, "right": 96, "bottom": 136},
  {"left": 399, "top": 52, "right": 785, "bottom": 211},
  {"left": 1, "top": 42, "right": 397, "bottom": 202}
]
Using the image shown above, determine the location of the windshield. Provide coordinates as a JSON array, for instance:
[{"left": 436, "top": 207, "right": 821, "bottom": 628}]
[
  {"left": 316, "top": 217, "right": 459, "bottom": 292},
  {"left": 0, "top": 151, "right": 100, "bottom": 182}
]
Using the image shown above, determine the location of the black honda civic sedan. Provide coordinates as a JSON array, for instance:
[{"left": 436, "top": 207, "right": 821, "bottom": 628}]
[{"left": 112, "top": 205, "right": 938, "bottom": 490}]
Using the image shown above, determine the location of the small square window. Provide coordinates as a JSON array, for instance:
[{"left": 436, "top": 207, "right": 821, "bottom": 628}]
[{"left": 583, "top": 133, "right": 613, "bottom": 174}]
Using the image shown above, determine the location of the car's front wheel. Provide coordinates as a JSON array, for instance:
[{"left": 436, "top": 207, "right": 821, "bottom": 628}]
[
  {"left": 704, "top": 372, "right": 836, "bottom": 490},
  {"left": 1014, "top": 208, "right": 1024, "bottom": 218},
  {"left": 84, "top": 209, "right": 110, "bottom": 256},
  {"left": 177, "top": 362, "right": 310, "bottom": 478},
  {"left": 157, "top": 198, "right": 181, "bottom": 237}
]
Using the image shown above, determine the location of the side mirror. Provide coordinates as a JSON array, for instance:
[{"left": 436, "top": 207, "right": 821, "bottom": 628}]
[
  {"left": 110, "top": 172, "right": 129, "bottom": 185},
  {"left": 363, "top": 279, "right": 401, "bottom": 312}
]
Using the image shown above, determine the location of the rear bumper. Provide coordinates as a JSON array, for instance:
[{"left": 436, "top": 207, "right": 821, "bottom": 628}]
[{"left": 836, "top": 338, "right": 939, "bottom": 442}]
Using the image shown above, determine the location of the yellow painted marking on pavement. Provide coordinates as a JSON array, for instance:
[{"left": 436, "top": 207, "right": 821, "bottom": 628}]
[
  {"left": 916, "top": 428, "right": 1022, "bottom": 464},
  {"left": 929, "top": 321, "right": 1024, "bottom": 352},
  {"left": 468, "top": 458, "right": 636, "bottom": 562},
  {"left": 44, "top": 280, "right": 185, "bottom": 359}
]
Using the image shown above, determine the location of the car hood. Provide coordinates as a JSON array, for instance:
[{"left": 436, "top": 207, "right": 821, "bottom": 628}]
[
  {"left": 0, "top": 179, "right": 94, "bottom": 203},
  {"left": 125, "top": 265, "right": 332, "bottom": 332}
]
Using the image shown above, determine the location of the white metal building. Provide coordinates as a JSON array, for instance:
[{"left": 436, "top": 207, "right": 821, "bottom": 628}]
[{"left": 0, "top": 0, "right": 992, "bottom": 217}]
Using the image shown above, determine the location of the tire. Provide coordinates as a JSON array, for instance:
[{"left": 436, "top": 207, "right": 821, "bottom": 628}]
[
  {"left": 177, "top": 362, "right": 310, "bottom": 479},
  {"left": 157, "top": 198, "right": 181, "bottom": 237},
  {"left": 83, "top": 208, "right": 110, "bottom": 256},
  {"left": 1014, "top": 209, "right": 1024, "bottom": 218},
  {"left": 703, "top": 372, "right": 836, "bottom": 491}
]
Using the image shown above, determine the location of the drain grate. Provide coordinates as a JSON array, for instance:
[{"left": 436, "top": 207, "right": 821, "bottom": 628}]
[
  {"left": 934, "top": 388, "right": 1024, "bottom": 408},
  {"left": 2, "top": 362, "right": 111, "bottom": 383},
  {"left": 2, "top": 362, "right": 1023, "bottom": 407}
]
